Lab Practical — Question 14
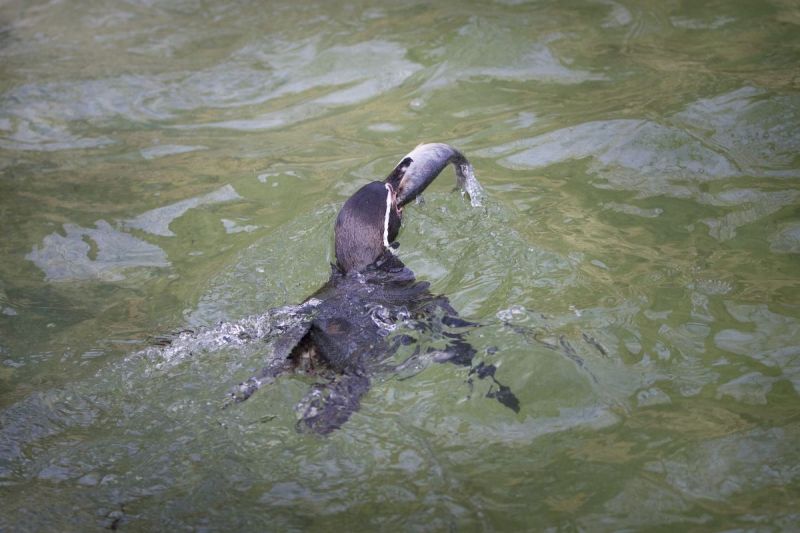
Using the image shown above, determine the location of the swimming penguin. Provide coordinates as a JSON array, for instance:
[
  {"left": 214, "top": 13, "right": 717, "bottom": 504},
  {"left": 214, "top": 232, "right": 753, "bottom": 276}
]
[{"left": 230, "top": 143, "right": 519, "bottom": 434}]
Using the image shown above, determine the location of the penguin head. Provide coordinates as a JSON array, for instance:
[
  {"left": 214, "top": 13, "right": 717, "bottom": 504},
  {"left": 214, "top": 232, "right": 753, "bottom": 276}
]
[
  {"left": 333, "top": 145, "right": 472, "bottom": 273},
  {"left": 334, "top": 179, "right": 403, "bottom": 274}
]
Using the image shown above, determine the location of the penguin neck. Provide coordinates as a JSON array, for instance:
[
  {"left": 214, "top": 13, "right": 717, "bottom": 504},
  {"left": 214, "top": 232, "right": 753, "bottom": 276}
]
[{"left": 334, "top": 181, "right": 402, "bottom": 274}]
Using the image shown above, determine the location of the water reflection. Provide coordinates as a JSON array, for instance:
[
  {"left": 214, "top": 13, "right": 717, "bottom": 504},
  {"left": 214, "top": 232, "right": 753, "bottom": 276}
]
[
  {"left": 479, "top": 86, "right": 800, "bottom": 243},
  {"left": 481, "top": 86, "right": 800, "bottom": 186},
  {"left": 26, "top": 220, "right": 169, "bottom": 282},
  {"left": 140, "top": 144, "right": 207, "bottom": 160},
  {"left": 26, "top": 184, "right": 242, "bottom": 281},
  {"left": 769, "top": 223, "right": 800, "bottom": 254},
  {"left": 123, "top": 184, "right": 240, "bottom": 236},
  {"left": 715, "top": 302, "right": 800, "bottom": 394},
  {"left": 0, "top": 38, "right": 423, "bottom": 148},
  {"left": 419, "top": 20, "right": 606, "bottom": 92}
]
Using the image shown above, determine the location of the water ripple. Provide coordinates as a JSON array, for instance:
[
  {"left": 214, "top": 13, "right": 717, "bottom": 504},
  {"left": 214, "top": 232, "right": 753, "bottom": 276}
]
[
  {"left": 0, "top": 39, "right": 421, "bottom": 148},
  {"left": 123, "top": 184, "right": 241, "bottom": 237},
  {"left": 420, "top": 20, "right": 606, "bottom": 92}
]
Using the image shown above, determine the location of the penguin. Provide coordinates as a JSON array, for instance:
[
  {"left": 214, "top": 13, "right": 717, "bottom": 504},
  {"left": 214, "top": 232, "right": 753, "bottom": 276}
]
[{"left": 230, "top": 143, "right": 519, "bottom": 434}]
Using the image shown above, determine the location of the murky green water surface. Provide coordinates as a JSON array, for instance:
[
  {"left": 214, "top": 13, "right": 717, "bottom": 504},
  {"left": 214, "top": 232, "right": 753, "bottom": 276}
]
[{"left": 2, "top": 0, "right": 799, "bottom": 530}]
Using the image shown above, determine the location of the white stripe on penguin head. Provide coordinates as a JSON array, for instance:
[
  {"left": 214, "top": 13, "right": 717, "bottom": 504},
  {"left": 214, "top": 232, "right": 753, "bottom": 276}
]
[{"left": 383, "top": 183, "right": 393, "bottom": 251}]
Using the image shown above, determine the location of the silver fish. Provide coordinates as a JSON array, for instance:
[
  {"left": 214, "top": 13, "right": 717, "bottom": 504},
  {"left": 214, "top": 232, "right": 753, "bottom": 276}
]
[{"left": 386, "top": 143, "right": 485, "bottom": 207}]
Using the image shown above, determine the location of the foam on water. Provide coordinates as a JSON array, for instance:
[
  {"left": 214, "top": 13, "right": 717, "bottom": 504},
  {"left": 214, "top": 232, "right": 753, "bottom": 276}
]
[{"left": 138, "top": 301, "right": 319, "bottom": 372}]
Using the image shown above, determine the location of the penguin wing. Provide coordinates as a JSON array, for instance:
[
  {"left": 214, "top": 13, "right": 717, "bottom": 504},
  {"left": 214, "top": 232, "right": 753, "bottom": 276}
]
[
  {"left": 295, "top": 372, "right": 371, "bottom": 435},
  {"left": 227, "top": 319, "right": 313, "bottom": 403}
]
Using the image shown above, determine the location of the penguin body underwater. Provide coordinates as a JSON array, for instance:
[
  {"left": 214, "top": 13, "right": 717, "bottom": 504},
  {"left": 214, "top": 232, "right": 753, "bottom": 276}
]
[{"left": 230, "top": 143, "right": 519, "bottom": 434}]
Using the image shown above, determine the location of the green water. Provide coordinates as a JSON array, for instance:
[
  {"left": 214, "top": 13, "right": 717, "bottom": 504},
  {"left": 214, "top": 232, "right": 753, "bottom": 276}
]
[{"left": 1, "top": 0, "right": 799, "bottom": 530}]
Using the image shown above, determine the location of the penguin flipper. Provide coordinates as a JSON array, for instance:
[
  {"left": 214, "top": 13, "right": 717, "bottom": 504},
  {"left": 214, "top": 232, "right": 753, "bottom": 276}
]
[
  {"left": 227, "top": 320, "right": 313, "bottom": 403},
  {"left": 469, "top": 362, "right": 521, "bottom": 413},
  {"left": 295, "top": 372, "right": 370, "bottom": 435},
  {"left": 436, "top": 325, "right": 523, "bottom": 415}
]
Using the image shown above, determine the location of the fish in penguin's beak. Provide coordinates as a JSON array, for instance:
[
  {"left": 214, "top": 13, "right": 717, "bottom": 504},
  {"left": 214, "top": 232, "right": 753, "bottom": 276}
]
[{"left": 386, "top": 143, "right": 472, "bottom": 207}]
